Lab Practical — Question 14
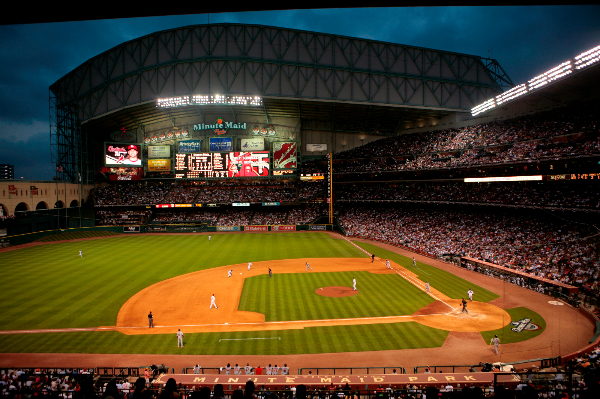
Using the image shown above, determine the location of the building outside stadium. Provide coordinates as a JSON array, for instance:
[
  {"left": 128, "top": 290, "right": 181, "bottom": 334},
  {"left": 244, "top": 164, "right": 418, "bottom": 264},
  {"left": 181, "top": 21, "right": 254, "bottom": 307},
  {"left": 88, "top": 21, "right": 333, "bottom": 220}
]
[{"left": 1, "top": 23, "right": 599, "bottom": 392}]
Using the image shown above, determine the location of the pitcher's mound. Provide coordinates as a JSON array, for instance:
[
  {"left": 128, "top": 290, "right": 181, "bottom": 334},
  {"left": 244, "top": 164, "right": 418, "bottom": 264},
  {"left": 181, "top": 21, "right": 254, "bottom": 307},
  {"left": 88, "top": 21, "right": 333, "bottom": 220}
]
[{"left": 316, "top": 286, "right": 358, "bottom": 297}]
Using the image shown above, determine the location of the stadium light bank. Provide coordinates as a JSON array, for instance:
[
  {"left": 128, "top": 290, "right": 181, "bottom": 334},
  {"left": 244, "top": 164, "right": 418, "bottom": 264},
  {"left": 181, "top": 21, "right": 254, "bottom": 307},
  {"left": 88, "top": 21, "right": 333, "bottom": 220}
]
[
  {"left": 464, "top": 175, "right": 543, "bottom": 183},
  {"left": 471, "top": 44, "right": 600, "bottom": 117},
  {"left": 157, "top": 95, "right": 263, "bottom": 108}
]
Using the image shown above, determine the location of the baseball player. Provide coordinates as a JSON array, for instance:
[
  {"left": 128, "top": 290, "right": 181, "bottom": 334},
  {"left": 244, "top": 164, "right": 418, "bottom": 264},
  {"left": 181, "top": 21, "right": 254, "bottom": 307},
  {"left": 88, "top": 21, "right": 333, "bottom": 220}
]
[
  {"left": 177, "top": 329, "right": 184, "bottom": 347},
  {"left": 386, "top": 260, "right": 391, "bottom": 269},
  {"left": 461, "top": 298, "right": 468, "bottom": 313},
  {"left": 371, "top": 254, "right": 375, "bottom": 263},
  {"left": 148, "top": 311, "right": 154, "bottom": 328},
  {"left": 273, "top": 365, "right": 280, "bottom": 375},
  {"left": 79, "top": 250, "right": 83, "bottom": 257},
  {"left": 425, "top": 281, "right": 430, "bottom": 293},
  {"left": 208, "top": 236, "right": 211, "bottom": 241},
  {"left": 244, "top": 363, "right": 252, "bottom": 375},
  {"left": 210, "top": 294, "right": 218, "bottom": 309},
  {"left": 281, "top": 364, "right": 289, "bottom": 375},
  {"left": 412, "top": 257, "right": 416, "bottom": 267},
  {"left": 468, "top": 289, "right": 474, "bottom": 301},
  {"left": 234, "top": 364, "right": 240, "bottom": 375},
  {"left": 305, "top": 262, "right": 313, "bottom": 271},
  {"left": 228, "top": 270, "right": 233, "bottom": 277},
  {"left": 491, "top": 335, "right": 500, "bottom": 354},
  {"left": 248, "top": 262, "right": 252, "bottom": 271},
  {"left": 269, "top": 268, "right": 272, "bottom": 278},
  {"left": 352, "top": 277, "right": 357, "bottom": 291},
  {"left": 193, "top": 365, "right": 200, "bottom": 374},
  {"left": 266, "top": 364, "right": 272, "bottom": 375},
  {"left": 225, "top": 363, "right": 231, "bottom": 374}
]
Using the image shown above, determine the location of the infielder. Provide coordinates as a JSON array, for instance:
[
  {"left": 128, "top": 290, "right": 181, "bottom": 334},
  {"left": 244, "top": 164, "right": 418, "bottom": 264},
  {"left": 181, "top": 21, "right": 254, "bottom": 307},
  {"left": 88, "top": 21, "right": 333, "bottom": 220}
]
[
  {"left": 248, "top": 262, "right": 252, "bottom": 271},
  {"left": 305, "top": 262, "right": 313, "bottom": 271},
  {"left": 386, "top": 260, "right": 391, "bottom": 269},
  {"left": 269, "top": 268, "right": 272, "bottom": 278},
  {"left": 79, "top": 250, "right": 83, "bottom": 257},
  {"left": 352, "top": 277, "right": 357, "bottom": 291},
  {"left": 491, "top": 335, "right": 500, "bottom": 354},
  {"left": 210, "top": 294, "right": 218, "bottom": 309},
  {"left": 425, "top": 281, "right": 430, "bottom": 293},
  {"left": 413, "top": 257, "right": 416, "bottom": 267},
  {"left": 228, "top": 270, "right": 233, "bottom": 277},
  {"left": 177, "top": 329, "right": 184, "bottom": 347},
  {"left": 468, "top": 289, "right": 474, "bottom": 301},
  {"left": 148, "top": 311, "right": 154, "bottom": 328}
]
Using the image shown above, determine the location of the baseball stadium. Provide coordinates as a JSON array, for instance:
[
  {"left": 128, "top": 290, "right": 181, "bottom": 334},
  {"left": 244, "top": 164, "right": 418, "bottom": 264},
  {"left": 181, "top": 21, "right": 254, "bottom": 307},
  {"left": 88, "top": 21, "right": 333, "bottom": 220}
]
[{"left": 1, "top": 21, "right": 600, "bottom": 398}]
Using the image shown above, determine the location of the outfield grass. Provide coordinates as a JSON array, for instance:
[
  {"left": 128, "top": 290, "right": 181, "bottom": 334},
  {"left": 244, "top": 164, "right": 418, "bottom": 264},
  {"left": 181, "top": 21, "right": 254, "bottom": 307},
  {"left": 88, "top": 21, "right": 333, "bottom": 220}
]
[
  {"left": 353, "top": 241, "right": 500, "bottom": 302},
  {"left": 36, "top": 231, "right": 121, "bottom": 242},
  {"left": 0, "top": 232, "right": 536, "bottom": 355}
]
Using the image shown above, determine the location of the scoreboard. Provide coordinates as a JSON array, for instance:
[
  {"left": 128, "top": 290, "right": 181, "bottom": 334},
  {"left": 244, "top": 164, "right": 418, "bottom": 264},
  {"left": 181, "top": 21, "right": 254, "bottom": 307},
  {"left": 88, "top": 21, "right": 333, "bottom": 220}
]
[{"left": 175, "top": 151, "right": 270, "bottom": 178}]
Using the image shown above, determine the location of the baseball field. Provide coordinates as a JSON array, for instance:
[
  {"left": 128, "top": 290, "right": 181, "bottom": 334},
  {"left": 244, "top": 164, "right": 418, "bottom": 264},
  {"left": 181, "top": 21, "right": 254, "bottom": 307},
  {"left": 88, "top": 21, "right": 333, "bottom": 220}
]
[{"left": 0, "top": 231, "right": 593, "bottom": 370}]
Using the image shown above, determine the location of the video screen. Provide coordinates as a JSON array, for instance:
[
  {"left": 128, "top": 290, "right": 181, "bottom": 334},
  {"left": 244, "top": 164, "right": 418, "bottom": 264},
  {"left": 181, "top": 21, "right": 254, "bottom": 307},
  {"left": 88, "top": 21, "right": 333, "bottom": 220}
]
[
  {"left": 105, "top": 143, "right": 143, "bottom": 167},
  {"left": 174, "top": 151, "right": 269, "bottom": 178}
]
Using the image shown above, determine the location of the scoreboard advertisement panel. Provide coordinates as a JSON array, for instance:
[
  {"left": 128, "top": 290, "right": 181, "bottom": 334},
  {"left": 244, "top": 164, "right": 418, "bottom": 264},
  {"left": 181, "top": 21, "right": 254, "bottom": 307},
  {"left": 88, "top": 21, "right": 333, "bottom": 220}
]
[
  {"left": 174, "top": 151, "right": 269, "bottom": 178},
  {"left": 272, "top": 142, "right": 297, "bottom": 169}
]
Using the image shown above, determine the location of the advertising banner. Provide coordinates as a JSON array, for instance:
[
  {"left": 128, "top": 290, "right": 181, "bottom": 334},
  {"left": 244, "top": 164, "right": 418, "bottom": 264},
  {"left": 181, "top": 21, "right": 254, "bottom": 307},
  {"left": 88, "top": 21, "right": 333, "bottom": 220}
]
[
  {"left": 310, "top": 225, "right": 327, "bottom": 230},
  {"left": 109, "top": 175, "right": 142, "bottom": 181},
  {"left": 110, "top": 129, "right": 137, "bottom": 143},
  {"left": 262, "top": 202, "right": 280, "bottom": 206},
  {"left": 178, "top": 140, "right": 202, "bottom": 153},
  {"left": 271, "top": 225, "right": 296, "bottom": 231},
  {"left": 241, "top": 138, "right": 265, "bottom": 151},
  {"left": 217, "top": 226, "right": 240, "bottom": 231},
  {"left": 209, "top": 137, "right": 233, "bottom": 152},
  {"left": 307, "top": 144, "right": 327, "bottom": 152},
  {"left": 148, "top": 159, "right": 172, "bottom": 172},
  {"left": 0, "top": 228, "right": 7, "bottom": 237},
  {"left": 123, "top": 226, "right": 140, "bottom": 232},
  {"left": 245, "top": 226, "right": 268, "bottom": 231},
  {"left": 273, "top": 142, "right": 297, "bottom": 169},
  {"left": 232, "top": 203, "right": 250, "bottom": 207},
  {"left": 148, "top": 145, "right": 171, "bottom": 158},
  {"left": 105, "top": 143, "right": 142, "bottom": 167}
]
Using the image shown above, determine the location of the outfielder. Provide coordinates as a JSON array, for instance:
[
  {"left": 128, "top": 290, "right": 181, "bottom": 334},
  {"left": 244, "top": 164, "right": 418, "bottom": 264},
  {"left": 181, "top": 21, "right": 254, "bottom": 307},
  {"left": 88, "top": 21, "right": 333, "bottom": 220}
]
[
  {"left": 210, "top": 294, "right": 218, "bottom": 309},
  {"left": 79, "top": 250, "right": 83, "bottom": 257},
  {"left": 491, "top": 335, "right": 500, "bottom": 354},
  {"left": 352, "top": 277, "right": 357, "bottom": 291},
  {"left": 208, "top": 236, "right": 211, "bottom": 241},
  {"left": 425, "top": 281, "right": 430, "bottom": 293},
  {"left": 305, "top": 262, "right": 313, "bottom": 271},
  {"left": 413, "top": 257, "right": 416, "bottom": 267},
  {"left": 468, "top": 289, "right": 474, "bottom": 301},
  {"left": 177, "top": 329, "right": 184, "bottom": 347}
]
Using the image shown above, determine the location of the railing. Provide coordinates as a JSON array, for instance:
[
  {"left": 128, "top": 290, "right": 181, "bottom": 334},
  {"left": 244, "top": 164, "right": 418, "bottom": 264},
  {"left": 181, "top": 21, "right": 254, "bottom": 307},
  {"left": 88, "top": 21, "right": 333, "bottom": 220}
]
[{"left": 298, "top": 367, "right": 406, "bottom": 375}]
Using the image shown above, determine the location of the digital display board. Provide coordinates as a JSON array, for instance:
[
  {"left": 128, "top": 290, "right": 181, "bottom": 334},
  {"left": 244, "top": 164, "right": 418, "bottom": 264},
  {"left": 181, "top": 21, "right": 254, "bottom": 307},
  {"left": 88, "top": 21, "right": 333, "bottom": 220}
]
[
  {"left": 148, "top": 145, "right": 171, "bottom": 158},
  {"left": 175, "top": 153, "right": 228, "bottom": 178},
  {"left": 105, "top": 143, "right": 143, "bottom": 167},
  {"left": 174, "top": 151, "right": 270, "bottom": 179}
]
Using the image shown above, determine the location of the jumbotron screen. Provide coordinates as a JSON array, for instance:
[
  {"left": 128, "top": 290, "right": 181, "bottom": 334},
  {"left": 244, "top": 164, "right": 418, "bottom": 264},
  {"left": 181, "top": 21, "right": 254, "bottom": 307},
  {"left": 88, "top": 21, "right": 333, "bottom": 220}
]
[{"left": 175, "top": 151, "right": 270, "bottom": 178}]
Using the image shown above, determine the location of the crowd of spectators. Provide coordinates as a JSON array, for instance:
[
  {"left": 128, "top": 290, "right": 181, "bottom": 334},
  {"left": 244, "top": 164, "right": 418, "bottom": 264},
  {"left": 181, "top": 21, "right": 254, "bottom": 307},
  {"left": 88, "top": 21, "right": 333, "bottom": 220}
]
[
  {"left": 252, "top": 210, "right": 290, "bottom": 225},
  {"left": 135, "top": 183, "right": 170, "bottom": 205},
  {"left": 162, "top": 186, "right": 202, "bottom": 204},
  {"left": 338, "top": 205, "right": 600, "bottom": 301},
  {"left": 288, "top": 205, "right": 321, "bottom": 224},
  {"left": 96, "top": 210, "right": 151, "bottom": 225},
  {"left": 336, "top": 182, "right": 600, "bottom": 211},
  {"left": 298, "top": 181, "right": 324, "bottom": 200},
  {"left": 217, "top": 210, "right": 252, "bottom": 226}
]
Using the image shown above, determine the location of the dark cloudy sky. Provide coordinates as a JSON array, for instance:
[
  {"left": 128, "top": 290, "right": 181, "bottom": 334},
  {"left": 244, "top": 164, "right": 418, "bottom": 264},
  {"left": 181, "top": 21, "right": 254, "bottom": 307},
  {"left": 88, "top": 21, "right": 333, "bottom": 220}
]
[{"left": 0, "top": 6, "right": 599, "bottom": 180}]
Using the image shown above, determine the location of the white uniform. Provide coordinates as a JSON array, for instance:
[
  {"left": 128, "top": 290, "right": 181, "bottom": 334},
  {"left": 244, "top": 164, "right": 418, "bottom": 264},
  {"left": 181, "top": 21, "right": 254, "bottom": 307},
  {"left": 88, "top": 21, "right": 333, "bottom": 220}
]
[
  {"left": 491, "top": 336, "right": 500, "bottom": 354},
  {"left": 272, "top": 365, "right": 280, "bottom": 375},
  {"left": 210, "top": 295, "right": 218, "bottom": 309},
  {"left": 386, "top": 260, "right": 391, "bottom": 269},
  {"left": 306, "top": 262, "right": 313, "bottom": 271},
  {"left": 177, "top": 330, "right": 184, "bottom": 347},
  {"left": 266, "top": 365, "right": 272, "bottom": 375},
  {"left": 225, "top": 365, "right": 231, "bottom": 375},
  {"left": 412, "top": 257, "right": 416, "bottom": 267},
  {"left": 234, "top": 365, "right": 240, "bottom": 375},
  {"left": 208, "top": 236, "right": 211, "bottom": 241},
  {"left": 281, "top": 366, "right": 289, "bottom": 375},
  {"left": 352, "top": 278, "right": 357, "bottom": 291},
  {"left": 426, "top": 282, "right": 430, "bottom": 293},
  {"left": 228, "top": 270, "right": 232, "bottom": 277},
  {"left": 468, "top": 289, "right": 474, "bottom": 301},
  {"left": 79, "top": 251, "right": 82, "bottom": 257},
  {"left": 248, "top": 262, "right": 252, "bottom": 271}
]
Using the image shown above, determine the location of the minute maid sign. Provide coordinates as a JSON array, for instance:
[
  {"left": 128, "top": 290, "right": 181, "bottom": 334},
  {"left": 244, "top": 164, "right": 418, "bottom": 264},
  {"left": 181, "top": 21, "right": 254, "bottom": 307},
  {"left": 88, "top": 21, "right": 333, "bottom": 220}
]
[{"left": 193, "top": 118, "right": 247, "bottom": 135}]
